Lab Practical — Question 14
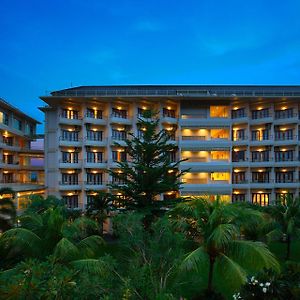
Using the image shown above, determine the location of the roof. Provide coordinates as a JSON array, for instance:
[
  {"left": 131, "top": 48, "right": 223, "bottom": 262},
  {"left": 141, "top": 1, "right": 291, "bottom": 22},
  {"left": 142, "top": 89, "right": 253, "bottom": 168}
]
[
  {"left": 48, "top": 84, "right": 300, "bottom": 98},
  {"left": 0, "top": 98, "right": 41, "bottom": 124}
]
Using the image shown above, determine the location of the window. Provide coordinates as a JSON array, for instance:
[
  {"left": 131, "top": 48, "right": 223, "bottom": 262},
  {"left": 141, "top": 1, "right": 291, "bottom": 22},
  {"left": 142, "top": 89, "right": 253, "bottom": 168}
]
[
  {"left": 86, "top": 151, "right": 103, "bottom": 163},
  {"left": 275, "top": 150, "right": 293, "bottom": 162},
  {"left": 211, "top": 151, "right": 229, "bottom": 161},
  {"left": 252, "top": 151, "right": 269, "bottom": 162},
  {"left": 0, "top": 111, "right": 9, "bottom": 125},
  {"left": 112, "top": 151, "right": 126, "bottom": 162},
  {"left": 275, "top": 108, "right": 293, "bottom": 119},
  {"left": 62, "top": 195, "right": 79, "bottom": 209},
  {"left": 87, "top": 130, "right": 103, "bottom": 141},
  {"left": 3, "top": 154, "right": 14, "bottom": 164},
  {"left": 252, "top": 172, "right": 269, "bottom": 183},
  {"left": 62, "top": 109, "right": 79, "bottom": 119},
  {"left": 87, "top": 172, "right": 103, "bottom": 185},
  {"left": 275, "top": 171, "right": 294, "bottom": 183},
  {"left": 210, "top": 106, "right": 228, "bottom": 118},
  {"left": 163, "top": 108, "right": 176, "bottom": 118},
  {"left": 252, "top": 108, "right": 269, "bottom": 119},
  {"left": 276, "top": 193, "right": 293, "bottom": 204},
  {"left": 3, "top": 136, "right": 13, "bottom": 146},
  {"left": 252, "top": 193, "right": 269, "bottom": 206},
  {"left": 211, "top": 172, "right": 230, "bottom": 181},
  {"left": 112, "top": 108, "right": 127, "bottom": 118},
  {"left": 61, "top": 130, "right": 79, "bottom": 141},
  {"left": 211, "top": 129, "right": 229, "bottom": 139},
  {"left": 168, "top": 151, "right": 176, "bottom": 162},
  {"left": 13, "top": 118, "right": 22, "bottom": 131},
  {"left": 232, "top": 108, "right": 246, "bottom": 119},
  {"left": 112, "top": 129, "right": 127, "bottom": 140},
  {"left": 86, "top": 108, "right": 102, "bottom": 119},
  {"left": 232, "top": 193, "right": 246, "bottom": 202},
  {"left": 112, "top": 175, "right": 126, "bottom": 185},
  {"left": 3, "top": 173, "right": 14, "bottom": 183},
  {"left": 233, "top": 129, "right": 245, "bottom": 141},
  {"left": 61, "top": 151, "right": 78, "bottom": 163},
  {"left": 232, "top": 172, "right": 246, "bottom": 184},
  {"left": 232, "top": 150, "right": 246, "bottom": 162},
  {"left": 61, "top": 173, "right": 78, "bottom": 185},
  {"left": 275, "top": 129, "right": 293, "bottom": 140}
]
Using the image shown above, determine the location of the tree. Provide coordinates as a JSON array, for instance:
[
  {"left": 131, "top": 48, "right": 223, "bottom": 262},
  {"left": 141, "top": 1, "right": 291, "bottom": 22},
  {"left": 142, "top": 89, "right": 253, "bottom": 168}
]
[
  {"left": 86, "top": 191, "right": 115, "bottom": 235},
  {"left": 0, "top": 206, "right": 104, "bottom": 267},
  {"left": 109, "top": 111, "right": 187, "bottom": 223},
  {"left": 0, "top": 187, "right": 16, "bottom": 232},
  {"left": 266, "top": 195, "right": 300, "bottom": 260},
  {"left": 170, "top": 198, "right": 280, "bottom": 298},
  {"left": 25, "top": 194, "right": 64, "bottom": 214}
]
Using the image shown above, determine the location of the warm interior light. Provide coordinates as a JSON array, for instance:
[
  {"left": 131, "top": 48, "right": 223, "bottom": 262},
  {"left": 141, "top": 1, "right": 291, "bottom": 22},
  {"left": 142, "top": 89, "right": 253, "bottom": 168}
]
[
  {"left": 282, "top": 190, "right": 287, "bottom": 194},
  {"left": 67, "top": 192, "right": 74, "bottom": 196},
  {"left": 280, "top": 128, "right": 287, "bottom": 131},
  {"left": 281, "top": 169, "right": 287, "bottom": 172},
  {"left": 117, "top": 127, "right": 125, "bottom": 131},
  {"left": 92, "top": 170, "right": 98, "bottom": 174},
  {"left": 257, "top": 107, "right": 263, "bottom": 110},
  {"left": 168, "top": 170, "right": 174, "bottom": 173},
  {"left": 67, "top": 170, "right": 75, "bottom": 174},
  {"left": 234, "top": 169, "right": 240, "bottom": 173},
  {"left": 233, "top": 107, "right": 239, "bottom": 110},
  {"left": 258, "top": 169, "right": 264, "bottom": 172},
  {"left": 281, "top": 148, "right": 287, "bottom": 152},
  {"left": 258, "top": 191, "right": 263, "bottom": 194},
  {"left": 68, "top": 107, "right": 73, "bottom": 110},
  {"left": 142, "top": 106, "right": 147, "bottom": 110},
  {"left": 281, "top": 106, "right": 287, "bottom": 110},
  {"left": 167, "top": 106, "right": 172, "bottom": 110},
  {"left": 117, "top": 106, "right": 122, "bottom": 110},
  {"left": 257, "top": 149, "right": 263, "bottom": 152},
  {"left": 233, "top": 191, "right": 240, "bottom": 194},
  {"left": 92, "top": 128, "right": 98, "bottom": 131}
]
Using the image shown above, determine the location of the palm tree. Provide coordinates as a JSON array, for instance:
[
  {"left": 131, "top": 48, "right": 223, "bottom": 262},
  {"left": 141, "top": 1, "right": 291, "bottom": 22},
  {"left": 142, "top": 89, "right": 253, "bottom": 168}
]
[
  {"left": 266, "top": 195, "right": 300, "bottom": 260},
  {"left": 0, "top": 206, "right": 104, "bottom": 265},
  {"left": 0, "top": 187, "right": 16, "bottom": 232},
  {"left": 170, "top": 198, "right": 280, "bottom": 297},
  {"left": 86, "top": 191, "right": 115, "bottom": 235}
]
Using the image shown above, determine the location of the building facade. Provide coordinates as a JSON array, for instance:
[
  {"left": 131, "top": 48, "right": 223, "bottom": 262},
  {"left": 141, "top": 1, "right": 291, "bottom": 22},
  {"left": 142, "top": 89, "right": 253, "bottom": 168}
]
[
  {"left": 40, "top": 85, "right": 300, "bottom": 209},
  {"left": 0, "top": 98, "right": 45, "bottom": 209}
]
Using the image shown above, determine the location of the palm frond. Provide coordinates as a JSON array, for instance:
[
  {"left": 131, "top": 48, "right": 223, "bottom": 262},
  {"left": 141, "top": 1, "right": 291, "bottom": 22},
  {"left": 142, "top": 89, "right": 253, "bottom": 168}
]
[
  {"left": 71, "top": 258, "right": 110, "bottom": 275},
  {"left": 228, "top": 240, "right": 280, "bottom": 273},
  {"left": 181, "top": 246, "right": 208, "bottom": 271},
  {"left": 215, "top": 254, "right": 247, "bottom": 288},
  {"left": 53, "top": 238, "right": 79, "bottom": 262},
  {"left": 0, "top": 228, "right": 42, "bottom": 257},
  {"left": 208, "top": 223, "right": 239, "bottom": 249},
  {"left": 77, "top": 235, "right": 105, "bottom": 258}
]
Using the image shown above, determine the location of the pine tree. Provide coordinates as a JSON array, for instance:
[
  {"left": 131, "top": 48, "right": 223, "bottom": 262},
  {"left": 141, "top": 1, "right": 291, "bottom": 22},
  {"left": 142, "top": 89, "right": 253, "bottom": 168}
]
[{"left": 108, "top": 111, "right": 186, "bottom": 218}]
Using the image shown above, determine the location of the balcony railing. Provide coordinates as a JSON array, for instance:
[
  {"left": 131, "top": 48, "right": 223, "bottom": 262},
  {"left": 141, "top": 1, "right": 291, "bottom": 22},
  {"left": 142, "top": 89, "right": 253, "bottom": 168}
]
[
  {"left": 59, "top": 159, "right": 80, "bottom": 164},
  {"left": 181, "top": 114, "right": 207, "bottom": 119},
  {"left": 275, "top": 112, "right": 297, "bottom": 120},
  {"left": 182, "top": 136, "right": 206, "bottom": 141},
  {"left": 59, "top": 181, "right": 80, "bottom": 185},
  {"left": 274, "top": 134, "right": 296, "bottom": 141}
]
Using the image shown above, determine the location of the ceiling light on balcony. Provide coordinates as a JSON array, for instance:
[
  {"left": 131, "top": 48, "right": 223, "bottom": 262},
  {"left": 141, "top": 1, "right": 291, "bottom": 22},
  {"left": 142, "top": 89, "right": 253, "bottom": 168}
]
[
  {"left": 67, "top": 107, "right": 73, "bottom": 110},
  {"left": 168, "top": 169, "right": 174, "bottom": 173},
  {"left": 234, "top": 169, "right": 240, "bottom": 173},
  {"left": 117, "top": 106, "right": 122, "bottom": 110},
  {"left": 233, "top": 191, "right": 240, "bottom": 194},
  {"left": 258, "top": 169, "right": 264, "bottom": 172},
  {"left": 257, "top": 149, "right": 263, "bottom": 152},
  {"left": 258, "top": 191, "right": 263, "bottom": 194},
  {"left": 281, "top": 106, "right": 287, "bottom": 110},
  {"left": 257, "top": 107, "right": 263, "bottom": 110},
  {"left": 92, "top": 170, "right": 98, "bottom": 174},
  {"left": 167, "top": 106, "right": 172, "bottom": 110},
  {"left": 67, "top": 192, "right": 74, "bottom": 196},
  {"left": 281, "top": 169, "right": 287, "bottom": 172},
  {"left": 282, "top": 190, "right": 288, "bottom": 193},
  {"left": 280, "top": 128, "right": 287, "bottom": 131},
  {"left": 233, "top": 107, "right": 239, "bottom": 110},
  {"left": 142, "top": 106, "right": 147, "bottom": 110},
  {"left": 92, "top": 128, "right": 98, "bottom": 131},
  {"left": 281, "top": 148, "right": 287, "bottom": 152}
]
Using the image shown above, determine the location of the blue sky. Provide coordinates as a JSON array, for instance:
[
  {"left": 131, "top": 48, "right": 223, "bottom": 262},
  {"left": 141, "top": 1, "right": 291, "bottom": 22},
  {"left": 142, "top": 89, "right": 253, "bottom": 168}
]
[{"left": 1, "top": 0, "right": 300, "bottom": 131}]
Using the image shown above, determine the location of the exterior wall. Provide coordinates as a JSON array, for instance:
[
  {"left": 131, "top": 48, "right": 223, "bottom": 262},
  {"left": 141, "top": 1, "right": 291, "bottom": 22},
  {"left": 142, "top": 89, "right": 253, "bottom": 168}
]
[
  {"left": 0, "top": 99, "right": 45, "bottom": 209},
  {"left": 40, "top": 86, "right": 300, "bottom": 209}
]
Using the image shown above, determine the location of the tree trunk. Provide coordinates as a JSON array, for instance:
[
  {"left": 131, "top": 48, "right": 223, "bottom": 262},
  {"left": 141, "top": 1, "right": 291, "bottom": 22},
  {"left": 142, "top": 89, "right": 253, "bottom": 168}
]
[
  {"left": 207, "top": 256, "right": 215, "bottom": 293},
  {"left": 286, "top": 234, "right": 291, "bottom": 260}
]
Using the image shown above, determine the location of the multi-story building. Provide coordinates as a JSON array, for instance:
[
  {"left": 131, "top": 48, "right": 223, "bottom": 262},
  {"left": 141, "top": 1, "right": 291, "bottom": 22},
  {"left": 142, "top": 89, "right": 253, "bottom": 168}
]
[
  {"left": 0, "top": 98, "right": 45, "bottom": 209},
  {"left": 40, "top": 85, "right": 300, "bottom": 209}
]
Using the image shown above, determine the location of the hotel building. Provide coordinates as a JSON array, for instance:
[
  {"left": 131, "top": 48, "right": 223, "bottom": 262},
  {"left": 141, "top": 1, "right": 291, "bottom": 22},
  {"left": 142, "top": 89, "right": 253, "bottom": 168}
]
[
  {"left": 40, "top": 85, "right": 300, "bottom": 209},
  {"left": 0, "top": 98, "right": 45, "bottom": 209}
]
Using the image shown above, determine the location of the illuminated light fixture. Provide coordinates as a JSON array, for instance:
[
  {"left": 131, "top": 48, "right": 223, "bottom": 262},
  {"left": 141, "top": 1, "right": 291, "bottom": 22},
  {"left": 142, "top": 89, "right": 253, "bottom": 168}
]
[
  {"left": 117, "top": 149, "right": 123, "bottom": 152},
  {"left": 92, "top": 170, "right": 98, "bottom": 174},
  {"left": 281, "top": 148, "right": 287, "bottom": 152},
  {"left": 281, "top": 106, "right": 287, "bottom": 110},
  {"left": 257, "top": 149, "right": 263, "bottom": 152},
  {"left": 3, "top": 152, "right": 8, "bottom": 155},
  {"left": 93, "top": 107, "right": 98, "bottom": 110},
  {"left": 168, "top": 170, "right": 174, "bottom": 173},
  {"left": 281, "top": 169, "right": 287, "bottom": 172},
  {"left": 117, "top": 170, "right": 123, "bottom": 174},
  {"left": 141, "top": 127, "right": 146, "bottom": 131},
  {"left": 68, "top": 107, "right": 73, "bottom": 110},
  {"left": 92, "top": 128, "right": 98, "bottom": 131},
  {"left": 117, "top": 192, "right": 122, "bottom": 196},
  {"left": 3, "top": 171, "right": 8, "bottom": 174},
  {"left": 166, "top": 127, "right": 173, "bottom": 131},
  {"left": 167, "top": 191, "right": 174, "bottom": 195},
  {"left": 68, "top": 149, "right": 74, "bottom": 153},
  {"left": 258, "top": 169, "right": 263, "bottom": 172},
  {"left": 68, "top": 128, "right": 74, "bottom": 132},
  {"left": 17, "top": 193, "right": 20, "bottom": 197},
  {"left": 282, "top": 190, "right": 288, "bottom": 194},
  {"left": 233, "top": 191, "right": 240, "bottom": 194},
  {"left": 67, "top": 192, "right": 74, "bottom": 196},
  {"left": 257, "top": 107, "right": 263, "bottom": 110},
  {"left": 142, "top": 106, "right": 147, "bottom": 110},
  {"left": 117, "top": 106, "right": 122, "bottom": 110},
  {"left": 67, "top": 170, "right": 75, "bottom": 174},
  {"left": 280, "top": 128, "right": 287, "bottom": 131},
  {"left": 258, "top": 191, "right": 263, "bottom": 194},
  {"left": 167, "top": 106, "right": 172, "bottom": 110},
  {"left": 233, "top": 107, "right": 239, "bottom": 110},
  {"left": 117, "top": 127, "right": 125, "bottom": 131},
  {"left": 92, "top": 149, "right": 97, "bottom": 152},
  {"left": 233, "top": 148, "right": 239, "bottom": 152}
]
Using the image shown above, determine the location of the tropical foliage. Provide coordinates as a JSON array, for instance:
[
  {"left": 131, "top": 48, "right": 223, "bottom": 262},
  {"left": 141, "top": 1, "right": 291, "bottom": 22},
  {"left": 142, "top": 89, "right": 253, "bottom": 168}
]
[
  {"left": 0, "top": 187, "right": 16, "bottom": 232},
  {"left": 171, "top": 198, "right": 280, "bottom": 297}
]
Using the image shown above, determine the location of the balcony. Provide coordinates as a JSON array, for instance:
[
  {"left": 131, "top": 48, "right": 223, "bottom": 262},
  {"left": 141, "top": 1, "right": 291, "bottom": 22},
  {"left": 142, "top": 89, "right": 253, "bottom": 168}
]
[
  {"left": 275, "top": 179, "right": 299, "bottom": 188},
  {"left": 250, "top": 112, "right": 273, "bottom": 124},
  {"left": 250, "top": 135, "right": 273, "bottom": 146},
  {"left": 85, "top": 136, "right": 107, "bottom": 147},
  {"left": 59, "top": 159, "right": 82, "bottom": 169},
  {"left": 84, "top": 159, "right": 107, "bottom": 169},
  {"left": 180, "top": 114, "right": 230, "bottom": 126},
  {"left": 274, "top": 111, "right": 298, "bottom": 124},
  {"left": 0, "top": 141, "right": 21, "bottom": 151},
  {"left": 83, "top": 114, "right": 107, "bottom": 125},
  {"left": 274, "top": 134, "right": 297, "bottom": 145},
  {"left": 232, "top": 136, "right": 249, "bottom": 145},
  {"left": 59, "top": 181, "right": 81, "bottom": 190},
  {"left": 84, "top": 181, "right": 106, "bottom": 190},
  {"left": 180, "top": 136, "right": 230, "bottom": 149},
  {"left": 232, "top": 179, "right": 249, "bottom": 188},
  {"left": 58, "top": 136, "right": 81, "bottom": 147},
  {"left": 161, "top": 113, "right": 178, "bottom": 124},
  {"left": 181, "top": 178, "right": 231, "bottom": 193},
  {"left": 180, "top": 157, "right": 230, "bottom": 171},
  {"left": 110, "top": 113, "right": 132, "bottom": 125},
  {"left": 59, "top": 115, "right": 82, "bottom": 126}
]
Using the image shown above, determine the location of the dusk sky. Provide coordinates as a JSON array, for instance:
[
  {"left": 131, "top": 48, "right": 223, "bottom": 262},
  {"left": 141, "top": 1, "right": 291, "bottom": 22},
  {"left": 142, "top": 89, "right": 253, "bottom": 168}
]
[{"left": 1, "top": 0, "right": 300, "bottom": 132}]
